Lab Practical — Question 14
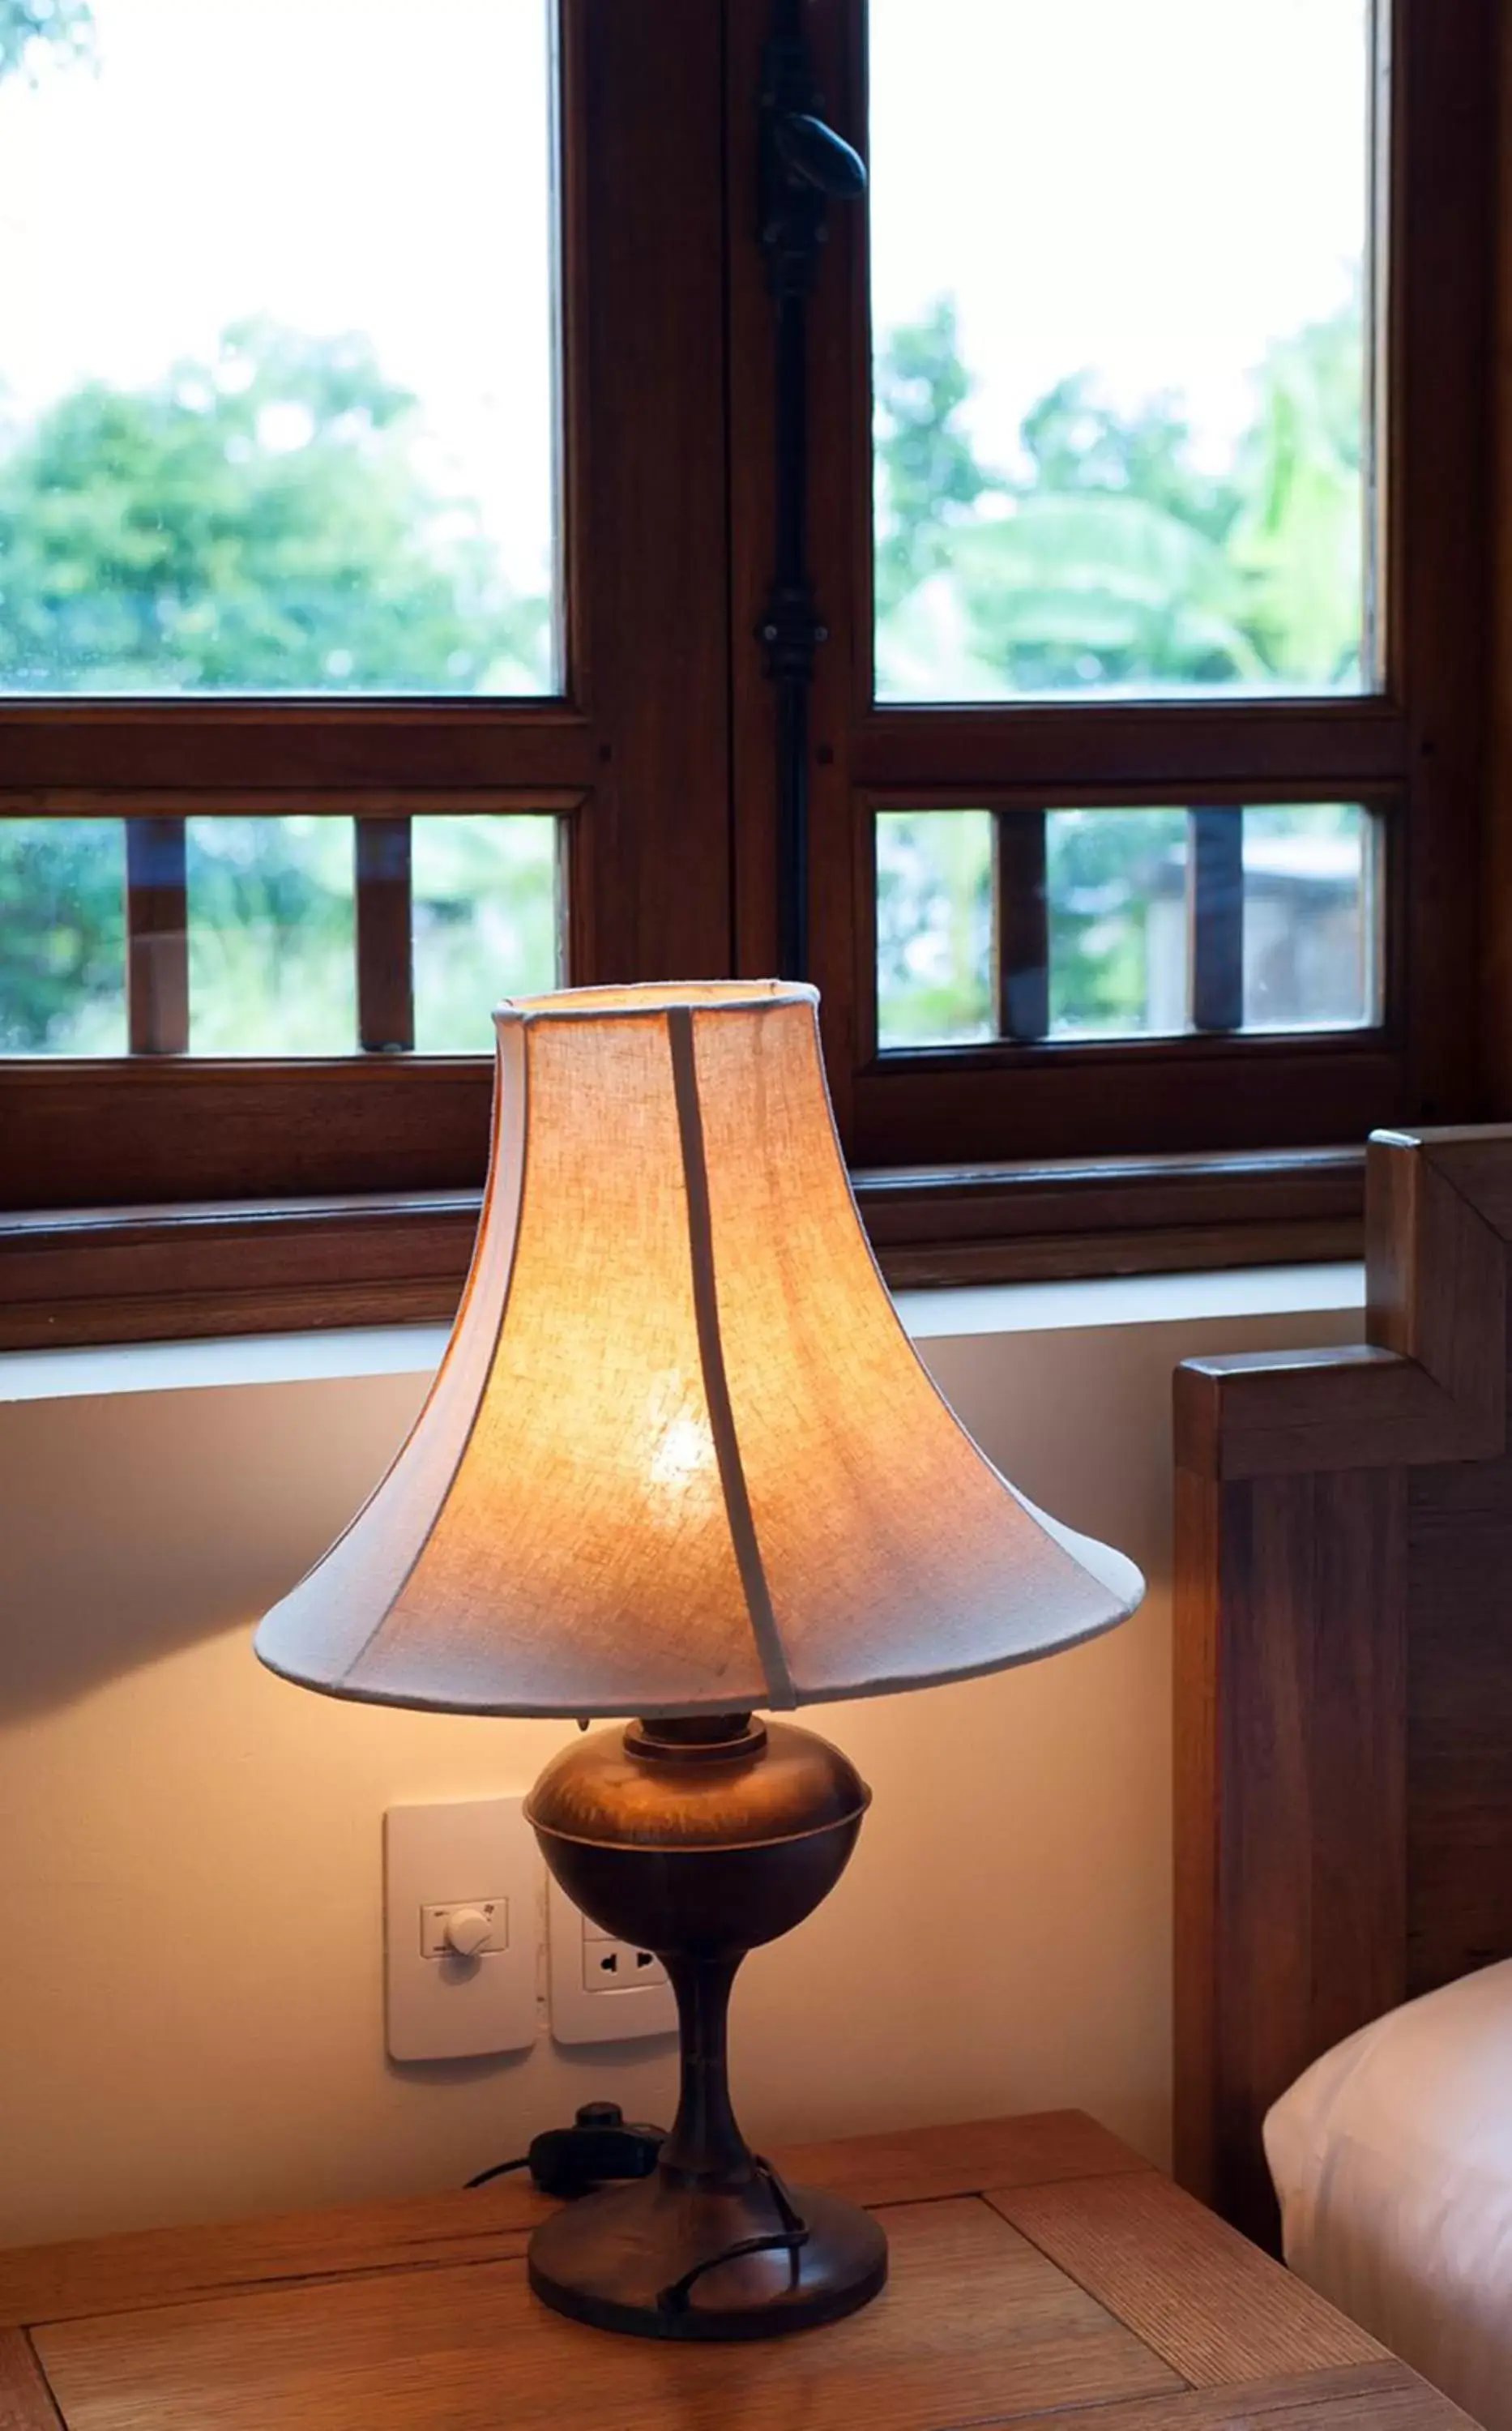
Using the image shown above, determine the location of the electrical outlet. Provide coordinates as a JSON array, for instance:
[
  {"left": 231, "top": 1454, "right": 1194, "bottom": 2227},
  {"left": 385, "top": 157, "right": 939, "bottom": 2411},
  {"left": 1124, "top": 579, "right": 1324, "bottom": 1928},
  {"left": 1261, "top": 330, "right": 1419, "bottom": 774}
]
[
  {"left": 582, "top": 1935, "right": 668, "bottom": 1993},
  {"left": 547, "top": 1873, "right": 676, "bottom": 2045}
]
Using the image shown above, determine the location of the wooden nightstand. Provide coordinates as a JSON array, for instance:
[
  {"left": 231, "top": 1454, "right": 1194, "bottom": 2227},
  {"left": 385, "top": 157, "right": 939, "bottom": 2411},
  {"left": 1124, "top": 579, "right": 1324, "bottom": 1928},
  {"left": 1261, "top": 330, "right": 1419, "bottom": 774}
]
[{"left": 0, "top": 2113, "right": 1475, "bottom": 2428}]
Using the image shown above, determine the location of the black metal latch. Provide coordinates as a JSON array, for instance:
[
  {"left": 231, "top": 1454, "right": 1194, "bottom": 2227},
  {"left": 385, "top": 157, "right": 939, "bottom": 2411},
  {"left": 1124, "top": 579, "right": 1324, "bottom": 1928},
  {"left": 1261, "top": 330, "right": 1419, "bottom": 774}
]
[{"left": 757, "top": 6, "right": 866, "bottom": 981}]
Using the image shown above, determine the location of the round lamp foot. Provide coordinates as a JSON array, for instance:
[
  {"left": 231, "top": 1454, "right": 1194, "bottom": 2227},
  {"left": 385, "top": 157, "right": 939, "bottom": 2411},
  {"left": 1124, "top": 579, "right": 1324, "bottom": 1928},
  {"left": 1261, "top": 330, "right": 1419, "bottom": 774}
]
[{"left": 527, "top": 2169, "right": 887, "bottom": 2341}]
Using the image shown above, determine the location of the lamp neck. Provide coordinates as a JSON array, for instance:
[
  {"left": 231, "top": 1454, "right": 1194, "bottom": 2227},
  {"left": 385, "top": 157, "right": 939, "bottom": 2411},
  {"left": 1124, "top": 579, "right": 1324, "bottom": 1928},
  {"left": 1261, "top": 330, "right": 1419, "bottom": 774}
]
[
  {"left": 659, "top": 1952, "right": 754, "bottom": 2188},
  {"left": 625, "top": 1713, "right": 768, "bottom": 1764}
]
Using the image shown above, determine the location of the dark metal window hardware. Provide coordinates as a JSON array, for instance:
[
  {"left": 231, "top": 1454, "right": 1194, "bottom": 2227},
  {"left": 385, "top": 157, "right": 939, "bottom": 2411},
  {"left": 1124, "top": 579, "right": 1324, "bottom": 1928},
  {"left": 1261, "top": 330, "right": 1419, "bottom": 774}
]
[{"left": 758, "top": 0, "right": 866, "bottom": 981}]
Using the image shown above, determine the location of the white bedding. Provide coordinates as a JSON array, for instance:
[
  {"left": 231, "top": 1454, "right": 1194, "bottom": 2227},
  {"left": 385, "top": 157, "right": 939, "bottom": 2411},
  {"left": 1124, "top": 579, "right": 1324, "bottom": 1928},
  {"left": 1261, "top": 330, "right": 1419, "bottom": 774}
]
[{"left": 1266, "top": 1958, "right": 1512, "bottom": 2428}]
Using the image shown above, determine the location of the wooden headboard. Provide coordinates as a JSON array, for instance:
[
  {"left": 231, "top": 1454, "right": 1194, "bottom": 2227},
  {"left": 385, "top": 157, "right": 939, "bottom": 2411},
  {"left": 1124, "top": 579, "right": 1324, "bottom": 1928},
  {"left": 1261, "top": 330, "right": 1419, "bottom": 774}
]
[{"left": 1174, "top": 1123, "right": 1512, "bottom": 2247}]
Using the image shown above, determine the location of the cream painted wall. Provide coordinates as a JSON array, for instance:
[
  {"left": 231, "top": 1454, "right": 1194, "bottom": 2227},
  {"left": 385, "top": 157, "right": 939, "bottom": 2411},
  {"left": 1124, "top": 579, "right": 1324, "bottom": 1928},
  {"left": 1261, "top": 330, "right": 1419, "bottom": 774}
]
[{"left": 0, "top": 1279, "right": 1363, "bottom": 2249}]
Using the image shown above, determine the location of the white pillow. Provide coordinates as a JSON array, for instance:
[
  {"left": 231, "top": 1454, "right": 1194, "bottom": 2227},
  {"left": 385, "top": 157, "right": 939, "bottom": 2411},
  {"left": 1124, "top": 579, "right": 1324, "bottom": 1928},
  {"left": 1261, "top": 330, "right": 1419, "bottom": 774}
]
[{"left": 1266, "top": 1956, "right": 1512, "bottom": 2428}]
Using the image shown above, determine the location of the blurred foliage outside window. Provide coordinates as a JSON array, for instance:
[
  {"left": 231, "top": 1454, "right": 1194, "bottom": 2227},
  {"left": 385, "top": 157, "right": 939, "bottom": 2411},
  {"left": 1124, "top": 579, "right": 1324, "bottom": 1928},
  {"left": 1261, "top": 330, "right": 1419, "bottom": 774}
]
[
  {"left": 0, "top": 812, "right": 561, "bottom": 1055},
  {"left": 873, "top": 277, "right": 1372, "bottom": 1044},
  {"left": 0, "top": 818, "right": 126, "bottom": 1053},
  {"left": 877, "top": 801, "right": 1369, "bottom": 1049},
  {"left": 0, "top": 2, "right": 1373, "bottom": 1062},
  {"left": 0, "top": 1, "right": 559, "bottom": 1053},
  {"left": 875, "top": 291, "right": 1366, "bottom": 706}
]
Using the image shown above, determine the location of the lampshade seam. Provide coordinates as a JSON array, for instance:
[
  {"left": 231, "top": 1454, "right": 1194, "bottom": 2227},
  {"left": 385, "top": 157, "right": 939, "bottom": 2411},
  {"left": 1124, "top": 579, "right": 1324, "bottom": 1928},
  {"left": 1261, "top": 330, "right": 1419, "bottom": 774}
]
[
  {"left": 668, "top": 1007, "right": 797, "bottom": 1712},
  {"left": 336, "top": 1019, "right": 533, "bottom": 1690}
]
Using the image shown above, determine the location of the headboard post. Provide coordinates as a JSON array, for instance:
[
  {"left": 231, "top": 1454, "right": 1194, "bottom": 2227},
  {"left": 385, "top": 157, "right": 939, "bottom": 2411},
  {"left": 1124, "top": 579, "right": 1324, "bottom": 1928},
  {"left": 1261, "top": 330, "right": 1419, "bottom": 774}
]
[{"left": 1174, "top": 1126, "right": 1512, "bottom": 2247}]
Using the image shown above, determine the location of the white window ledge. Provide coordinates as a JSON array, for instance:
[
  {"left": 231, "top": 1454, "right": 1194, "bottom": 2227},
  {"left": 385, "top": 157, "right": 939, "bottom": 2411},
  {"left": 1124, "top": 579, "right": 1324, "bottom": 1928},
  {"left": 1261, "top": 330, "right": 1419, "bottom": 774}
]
[{"left": 0, "top": 1264, "right": 1365, "bottom": 1406}]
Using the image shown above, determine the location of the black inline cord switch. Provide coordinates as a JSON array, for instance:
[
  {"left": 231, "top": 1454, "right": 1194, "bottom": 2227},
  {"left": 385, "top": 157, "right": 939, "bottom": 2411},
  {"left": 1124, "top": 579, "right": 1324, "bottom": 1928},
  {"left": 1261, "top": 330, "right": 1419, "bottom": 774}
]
[
  {"left": 466, "top": 2100, "right": 667, "bottom": 2197},
  {"left": 527, "top": 2102, "right": 667, "bottom": 2199}
]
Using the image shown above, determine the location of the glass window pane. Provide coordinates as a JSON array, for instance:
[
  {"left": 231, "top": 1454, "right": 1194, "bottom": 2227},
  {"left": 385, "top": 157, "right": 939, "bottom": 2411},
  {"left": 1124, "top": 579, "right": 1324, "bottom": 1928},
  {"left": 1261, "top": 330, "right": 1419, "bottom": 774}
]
[
  {"left": 0, "top": 1, "right": 557, "bottom": 697},
  {"left": 1049, "top": 810, "right": 1188, "bottom": 1037},
  {"left": 876, "top": 810, "right": 993, "bottom": 1047},
  {"left": 1242, "top": 803, "right": 1375, "bottom": 1029},
  {"left": 187, "top": 817, "right": 355, "bottom": 1053},
  {"left": 0, "top": 818, "right": 126, "bottom": 1053},
  {"left": 871, "top": 0, "right": 1374, "bottom": 703},
  {"left": 412, "top": 815, "right": 561, "bottom": 1053}
]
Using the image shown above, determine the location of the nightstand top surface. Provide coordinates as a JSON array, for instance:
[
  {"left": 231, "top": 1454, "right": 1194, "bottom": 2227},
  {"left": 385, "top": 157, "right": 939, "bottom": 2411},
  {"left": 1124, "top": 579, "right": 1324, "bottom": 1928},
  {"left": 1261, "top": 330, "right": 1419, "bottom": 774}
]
[{"left": 0, "top": 2112, "right": 1474, "bottom": 2429}]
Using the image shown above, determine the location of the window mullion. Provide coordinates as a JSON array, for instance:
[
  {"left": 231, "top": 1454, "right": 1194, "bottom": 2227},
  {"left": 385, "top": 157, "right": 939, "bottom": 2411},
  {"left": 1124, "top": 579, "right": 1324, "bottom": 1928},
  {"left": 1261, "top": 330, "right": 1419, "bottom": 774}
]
[
  {"left": 1189, "top": 810, "right": 1245, "bottom": 1037},
  {"left": 124, "top": 817, "right": 189, "bottom": 1057},
  {"left": 995, "top": 810, "right": 1049, "bottom": 1045},
  {"left": 355, "top": 816, "right": 416, "bottom": 1056}
]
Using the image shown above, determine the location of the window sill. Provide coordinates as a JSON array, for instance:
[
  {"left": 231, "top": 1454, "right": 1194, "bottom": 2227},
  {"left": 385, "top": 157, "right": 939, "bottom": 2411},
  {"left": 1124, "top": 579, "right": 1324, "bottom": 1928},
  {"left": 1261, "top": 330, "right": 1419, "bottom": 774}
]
[
  {"left": 0, "top": 1261, "right": 1366, "bottom": 1405},
  {"left": 0, "top": 1146, "right": 1365, "bottom": 1352}
]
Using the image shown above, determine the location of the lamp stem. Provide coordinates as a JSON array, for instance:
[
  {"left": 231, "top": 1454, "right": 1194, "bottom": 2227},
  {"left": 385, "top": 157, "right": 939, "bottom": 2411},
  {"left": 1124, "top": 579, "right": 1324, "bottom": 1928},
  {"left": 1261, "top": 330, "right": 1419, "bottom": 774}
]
[{"left": 659, "top": 1952, "right": 754, "bottom": 2190}]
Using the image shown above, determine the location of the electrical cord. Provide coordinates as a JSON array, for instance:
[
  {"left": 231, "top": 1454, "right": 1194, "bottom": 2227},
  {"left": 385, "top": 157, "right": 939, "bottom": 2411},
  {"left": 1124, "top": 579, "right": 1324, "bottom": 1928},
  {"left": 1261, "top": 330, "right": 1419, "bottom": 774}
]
[
  {"left": 464, "top": 2156, "right": 529, "bottom": 2190},
  {"left": 656, "top": 2158, "right": 809, "bottom": 2316},
  {"left": 468, "top": 2115, "right": 814, "bottom": 2317}
]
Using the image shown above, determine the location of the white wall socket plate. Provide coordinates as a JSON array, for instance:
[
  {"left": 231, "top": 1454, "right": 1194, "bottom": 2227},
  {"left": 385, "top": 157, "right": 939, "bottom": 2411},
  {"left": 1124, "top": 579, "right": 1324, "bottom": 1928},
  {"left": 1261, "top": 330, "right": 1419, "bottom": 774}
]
[
  {"left": 384, "top": 1797, "right": 540, "bottom": 2061},
  {"left": 546, "top": 1871, "right": 676, "bottom": 2045}
]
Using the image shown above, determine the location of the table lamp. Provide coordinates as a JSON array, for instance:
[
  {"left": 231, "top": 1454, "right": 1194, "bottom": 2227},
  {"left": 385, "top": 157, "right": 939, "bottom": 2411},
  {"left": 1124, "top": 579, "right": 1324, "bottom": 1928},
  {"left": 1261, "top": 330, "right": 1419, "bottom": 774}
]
[{"left": 256, "top": 980, "right": 1142, "bottom": 2342}]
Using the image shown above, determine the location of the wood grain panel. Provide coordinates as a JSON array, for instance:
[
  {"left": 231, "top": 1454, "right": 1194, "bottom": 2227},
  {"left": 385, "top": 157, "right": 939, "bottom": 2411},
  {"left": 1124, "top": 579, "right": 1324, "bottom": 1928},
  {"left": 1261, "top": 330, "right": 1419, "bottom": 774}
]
[
  {"left": 0, "top": 1149, "right": 1365, "bottom": 1349},
  {"left": 987, "top": 2171, "right": 1382, "bottom": 2386},
  {"left": 1418, "top": 1130, "right": 1512, "bottom": 1240},
  {"left": 0, "top": 2113, "right": 1140, "bottom": 2332},
  {"left": 856, "top": 703, "right": 1410, "bottom": 793},
  {"left": 1001, "top": 2363, "right": 1470, "bottom": 2430},
  {"left": 851, "top": 1037, "right": 1403, "bottom": 1173},
  {"left": 1174, "top": 1460, "right": 1408, "bottom": 2240},
  {"left": 1368, "top": 1141, "right": 1507, "bottom": 1426},
  {"left": 771, "top": 2108, "right": 1150, "bottom": 2209},
  {"left": 0, "top": 1062, "right": 493, "bottom": 1211},
  {"left": 0, "top": 2333, "right": 62, "bottom": 2431},
  {"left": 1408, "top": 1450, "right": 1512, "bottom": 1992},
  {"left": 1174, "top": 1348, "right": 1479, "bottom": 1483},
  {"left": 1173, "top": 1459, "right": 1221, "bottom": 2207},
  {"left": 569, "top": 0, "right": 731, "bottom": 984},
  {"left": 0, "top": 712, "right": 600, "bottom": 801},
  {"left": 0, "top": 2184, "right": 542, "bottom": 2334},
  {"left": 878, "top": 1219, "right": 1361, "bottom": 1292},
  {"left": 33, "top": 2202, "right": 1181, "bottom": 2431},
  {"left": 1174, "top": 1122, "right": 1512, "bottom": 2249},
  {"left": 1175, "top": 1142, "right": 1508, "bottom": 1480}
]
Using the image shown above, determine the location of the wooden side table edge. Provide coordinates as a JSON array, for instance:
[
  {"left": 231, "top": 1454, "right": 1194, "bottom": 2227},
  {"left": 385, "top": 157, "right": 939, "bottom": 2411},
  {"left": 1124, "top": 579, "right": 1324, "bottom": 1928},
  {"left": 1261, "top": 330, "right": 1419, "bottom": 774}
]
[
  {"left": 0, "top": 2109, "right": 1149, "bottom": 2333},
  {"left": 997, "top": 2361, "right": 1483, "bottom": 2429}
]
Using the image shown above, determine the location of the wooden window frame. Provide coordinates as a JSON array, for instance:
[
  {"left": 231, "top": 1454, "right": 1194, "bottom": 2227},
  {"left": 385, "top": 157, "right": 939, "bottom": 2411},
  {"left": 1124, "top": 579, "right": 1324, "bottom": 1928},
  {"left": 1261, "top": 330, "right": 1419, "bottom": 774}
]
[
  {"left": 0, "top": 3, "right": 735, "bottom": 1263},
  {"left": 0, "top": 0, "right": 1502, "bottom": 1346},
  {"left": 729, "top": 0, "right": 1496, "bottom": 1172}
]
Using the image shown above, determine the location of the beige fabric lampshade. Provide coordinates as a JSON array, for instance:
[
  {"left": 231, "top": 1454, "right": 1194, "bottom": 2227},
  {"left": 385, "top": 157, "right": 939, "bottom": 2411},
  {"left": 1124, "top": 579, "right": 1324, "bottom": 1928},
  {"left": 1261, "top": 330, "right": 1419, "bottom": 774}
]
[{"left": 256, "top": 982, "right": 1142, "bottom": 1715}]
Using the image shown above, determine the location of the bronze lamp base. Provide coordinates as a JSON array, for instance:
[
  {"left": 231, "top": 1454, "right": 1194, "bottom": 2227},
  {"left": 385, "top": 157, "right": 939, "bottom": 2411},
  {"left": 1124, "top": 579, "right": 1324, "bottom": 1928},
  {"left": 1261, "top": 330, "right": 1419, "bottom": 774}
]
[{"left": 524, "top": 1713, "right": 886, "bottom": 2340}]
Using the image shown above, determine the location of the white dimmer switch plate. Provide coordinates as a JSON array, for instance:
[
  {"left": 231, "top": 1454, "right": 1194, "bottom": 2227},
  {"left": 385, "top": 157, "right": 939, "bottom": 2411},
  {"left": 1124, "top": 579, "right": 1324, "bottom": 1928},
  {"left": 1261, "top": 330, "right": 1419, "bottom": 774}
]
[{"left": 384, "top": 1797, "right": 540, "bottom": 2061}]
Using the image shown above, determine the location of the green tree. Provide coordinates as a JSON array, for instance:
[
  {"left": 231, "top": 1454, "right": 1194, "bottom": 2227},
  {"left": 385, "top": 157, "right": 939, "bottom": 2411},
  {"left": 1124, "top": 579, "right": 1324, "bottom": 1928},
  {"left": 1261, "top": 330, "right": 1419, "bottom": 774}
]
[
  {"left": 871, "top": 296, "right": 1367, "bottom": 1034},
  {"left": 0, "top": 819, "right": 122, "bottom": 1053},
  {"left": 873, "top": 289, "right": 1364, "bottom": 701},
  {"left": 0, "top": 310, "right": 552, "bottom": 1047},
  {"left": 1228, "top": 299, "right": 1365, "bottom": 687},
  {"left": 873, "top": 298, "right": 1003, "bottom": 620},
  {"left": 0, "top": 318, "right": 548, "bottom": 694}
]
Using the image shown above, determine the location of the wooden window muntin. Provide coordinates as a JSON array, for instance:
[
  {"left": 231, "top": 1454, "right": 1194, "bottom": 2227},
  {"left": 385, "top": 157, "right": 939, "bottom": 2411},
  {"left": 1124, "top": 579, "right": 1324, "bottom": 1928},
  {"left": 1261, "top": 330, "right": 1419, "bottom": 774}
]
[
  {"left": 0, "top": 0, "right": 1497, "bottom": 1339},
  {"left": 0, "top": 0, "right": 737, "bottom": 1213},
  {"left": 730, "top": 0, "right": 1489, "bottom": 1169}
]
